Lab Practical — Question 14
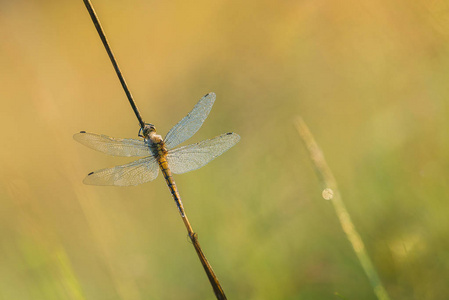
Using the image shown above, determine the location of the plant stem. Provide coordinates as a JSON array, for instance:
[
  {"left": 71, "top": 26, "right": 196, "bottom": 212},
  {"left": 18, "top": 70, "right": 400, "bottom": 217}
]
[
  {"left": 82, "top": 0, "right": 145, "bottom": 129},
  {"left": 295, "top": 117, "right": 391, "bottom": 300}
]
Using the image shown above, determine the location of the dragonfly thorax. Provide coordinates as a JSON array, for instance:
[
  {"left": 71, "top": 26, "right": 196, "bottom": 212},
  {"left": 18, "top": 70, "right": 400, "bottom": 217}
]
[
  {"left": 144, "top": 130, "right": 167, "bottom": 158},
  {"left": 148, "top": 131, "right": 163, "bottom": 143}
]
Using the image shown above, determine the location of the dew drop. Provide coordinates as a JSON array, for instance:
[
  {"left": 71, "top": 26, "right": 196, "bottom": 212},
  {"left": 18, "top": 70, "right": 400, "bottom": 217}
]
[{"left": 322, "top": 188, "right": 334, "bottom": 200}]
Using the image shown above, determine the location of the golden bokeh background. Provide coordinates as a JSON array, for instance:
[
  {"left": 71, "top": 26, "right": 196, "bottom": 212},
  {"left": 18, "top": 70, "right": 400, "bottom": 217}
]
[{"left": 1, "top": 1, "right": 449, "bottom": 299}]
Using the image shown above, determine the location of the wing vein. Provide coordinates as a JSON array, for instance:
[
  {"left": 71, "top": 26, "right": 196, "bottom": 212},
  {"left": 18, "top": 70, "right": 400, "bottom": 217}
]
[{"left": 167, "top": 133, "right": 240, "bottom": 174}]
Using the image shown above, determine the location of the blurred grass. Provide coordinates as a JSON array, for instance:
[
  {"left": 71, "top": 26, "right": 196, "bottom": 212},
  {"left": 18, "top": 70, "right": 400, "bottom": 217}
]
[
  {"left": 295, "top": 117, "right": 390, "bottom": 300},
  {"left": 1, "top": 0, "right": 449, "bottom": 299}
]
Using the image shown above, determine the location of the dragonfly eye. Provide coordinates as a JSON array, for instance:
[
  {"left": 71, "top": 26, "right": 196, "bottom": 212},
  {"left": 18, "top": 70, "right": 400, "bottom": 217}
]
[{"left": 140, "top": 123, "right": 156, "bottom": 138}]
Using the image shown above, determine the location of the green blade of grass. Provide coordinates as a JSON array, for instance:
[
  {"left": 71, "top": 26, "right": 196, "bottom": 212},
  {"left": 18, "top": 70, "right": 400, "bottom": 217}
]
[{"left": 295, "top": 117, "right": 391, "bottom": 300}]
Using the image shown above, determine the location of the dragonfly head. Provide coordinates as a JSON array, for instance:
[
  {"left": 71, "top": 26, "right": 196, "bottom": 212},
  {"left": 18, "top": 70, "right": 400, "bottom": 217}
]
[{"left": 140, "top": 123, "right": 156, "bottom": 138}]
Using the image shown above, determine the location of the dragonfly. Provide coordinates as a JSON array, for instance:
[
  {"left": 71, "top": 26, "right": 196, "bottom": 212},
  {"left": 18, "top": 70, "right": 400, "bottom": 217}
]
[{"left": 74, "top": 92, "right": 240, "bottom": 215}]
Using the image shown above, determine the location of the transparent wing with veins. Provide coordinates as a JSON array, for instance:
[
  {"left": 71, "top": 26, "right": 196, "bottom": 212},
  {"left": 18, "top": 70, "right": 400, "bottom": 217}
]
[
  {"left": 73, "top": 131, "right": 158, "bottom": 186},
  {"left": 83, "top": 156, "right": 159, "bottom": 186},
  {"left": 164, "top": 93, "right": 216, "bottom": 150},
  {"left": 167, "top": 132, "right": 240, "bottom": 174},
  {"left": 73, "top": 132, "right": 149, "bottom": 156}
]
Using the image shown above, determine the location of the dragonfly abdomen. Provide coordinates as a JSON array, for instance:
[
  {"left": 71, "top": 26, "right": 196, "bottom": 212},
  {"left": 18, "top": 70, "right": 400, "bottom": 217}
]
[
  {"left": 153, "top": 140, "right": 185, "bottom": 216},
  {"left": 159, "top": 157, "right": 185, "bottom": 216}
]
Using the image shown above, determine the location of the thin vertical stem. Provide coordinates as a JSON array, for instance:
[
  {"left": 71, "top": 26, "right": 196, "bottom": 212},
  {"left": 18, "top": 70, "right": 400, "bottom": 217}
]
[
  {"left": 295, "top": 117, "right": 391, "bottom": 300},
  {"left": 82, "top": 0, "right": 145, "bottom": 129},
  {"left": 178, "top": 201, "right": 227, "bottom": 299}
]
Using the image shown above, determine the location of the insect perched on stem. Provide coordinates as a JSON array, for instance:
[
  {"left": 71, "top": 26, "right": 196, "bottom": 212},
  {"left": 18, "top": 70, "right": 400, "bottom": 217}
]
[{"left": 74, "top": 92, "right": 240, "bottom": 215}]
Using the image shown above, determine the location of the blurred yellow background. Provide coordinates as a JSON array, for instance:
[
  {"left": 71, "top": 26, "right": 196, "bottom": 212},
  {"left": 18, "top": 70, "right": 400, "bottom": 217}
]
[{"left": 1, "top": 1, "right": 449, "bottom": 299}]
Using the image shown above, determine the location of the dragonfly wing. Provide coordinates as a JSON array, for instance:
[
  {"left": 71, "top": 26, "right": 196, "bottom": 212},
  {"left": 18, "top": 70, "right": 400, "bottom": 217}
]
[
  {"left": 83, "top": 156, "right": 159, "bottom": 186},
  {"left": 167, "top": 132, "right": 240, "bottom": 174},
  {"left": 74, "top": 132, "right": 149, "bottom": 157},
  {"left": 164, "top": 93, "right": 216, "bottom": 150}
]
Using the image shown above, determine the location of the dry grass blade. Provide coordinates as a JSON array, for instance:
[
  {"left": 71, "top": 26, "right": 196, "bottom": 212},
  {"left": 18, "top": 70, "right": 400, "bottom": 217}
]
[
  {"left": 190, "top": 233, "right": 227, "bottom": 300},
  {"left": 82, "top": 0, "right": 145, "bottom": 129},
  {"left": 295, "top": 117, "right": 391, "bottom": 300}
]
